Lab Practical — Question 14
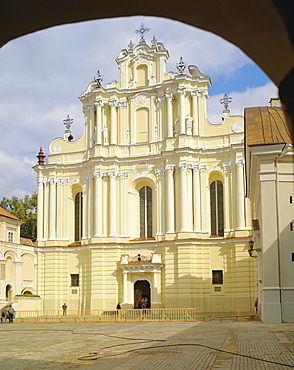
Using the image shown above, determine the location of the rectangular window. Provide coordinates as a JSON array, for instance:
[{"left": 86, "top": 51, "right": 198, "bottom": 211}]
[
  {"left": 290, "top": 222, "right": 293, "bottom": 231},
  {"left": 8, "top": 232, "right": 13, "bottom": 243},
  {"left": 290, "top": 196, "right": 293, "bottom": 204},
  {"left": 212, "top": 270, "right": 223, "bottom": 284},
  {"left": 292, "top": 253, "right": 294, "bottom": 262},
  {"left": 70, "top": 274, "right": 79, "bottom": 287}
]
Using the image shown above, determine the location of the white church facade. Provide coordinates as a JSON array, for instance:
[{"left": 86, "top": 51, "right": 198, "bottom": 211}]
[{"left": 34, "top": 30, "right": 256, "bottom": 311}]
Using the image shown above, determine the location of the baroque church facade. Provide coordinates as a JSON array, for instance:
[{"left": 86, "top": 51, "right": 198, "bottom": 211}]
[{"left": 34, "top": 32, "right": 256, "bottom": 311}]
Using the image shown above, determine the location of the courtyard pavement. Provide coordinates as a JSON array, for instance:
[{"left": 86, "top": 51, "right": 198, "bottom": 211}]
[{"left": 0, "top": 320, "right": 294, "bottom": 369}]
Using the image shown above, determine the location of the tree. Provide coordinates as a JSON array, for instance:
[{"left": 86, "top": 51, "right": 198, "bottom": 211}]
[{"left": 0, "top": 192, "right": 37, "bottom": 239}]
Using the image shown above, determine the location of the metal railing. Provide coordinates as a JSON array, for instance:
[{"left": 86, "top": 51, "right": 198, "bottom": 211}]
[{"left": 13, "top": 307, "right": 259, "bottom": 323}]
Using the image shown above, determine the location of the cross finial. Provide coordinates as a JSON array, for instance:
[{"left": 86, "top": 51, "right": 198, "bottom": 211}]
[
  {"left": 220, "top": 94, "right": 232, "bottom": 110},
  {"left": 176, "top": 57, "right": 186, "bottom": 75},
  {"left": 128, "top": 40, "right": 134, "bottom": 50},
  {"left": 135, "top": 23, "right": 150, "bottom": 42},
  {"left": 63, "top": 114, "right": 73, "bottom": 131},
  {"left": 94, "top": 70, "right": 103, "bottom": 87}
]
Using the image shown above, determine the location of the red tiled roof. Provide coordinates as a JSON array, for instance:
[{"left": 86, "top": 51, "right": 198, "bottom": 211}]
[{"left": 0, "top": 206, "right": 20, "bottom": 221}]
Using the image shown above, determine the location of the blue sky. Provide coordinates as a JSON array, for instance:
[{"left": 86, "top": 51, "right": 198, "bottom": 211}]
[{"left": 0, "top": 16, "right": 278, "bottom": 198}]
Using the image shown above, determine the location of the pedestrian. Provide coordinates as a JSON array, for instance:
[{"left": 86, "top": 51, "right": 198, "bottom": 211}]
[
  {"left": 116, "top": 302, "right": 121, "bottom": 316},
  {"left": 62, "top": 303, "right": 67, "bottom": 316},
  {"left": 141, "top": 298, "right": 146, "bottom": 309},
  {"left": 254, "top": 298, "right": 258, "bottom": 314},
  {"left": 1, "top": 306, "right": 8, "bottom": 323},
  {"left": 8, "top": 305, "right": 14, "bottom": 323}
]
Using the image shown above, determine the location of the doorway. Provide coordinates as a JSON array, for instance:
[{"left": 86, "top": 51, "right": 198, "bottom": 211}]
[
  {"left": 6, "top": 284, "right": 12, "bottom": 300},
  {"left": 134, "top": 280, "right": 150, "bottom": 308}
]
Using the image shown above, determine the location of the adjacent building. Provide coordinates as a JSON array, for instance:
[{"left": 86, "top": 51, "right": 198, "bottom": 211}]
[
  {"left": 245, "top": 98, "right": 294, "bottom": 323},
  {"left": 34, "top": 34, "right": 256, "bottom": 311},
  {"left": 0, "top": 206, "right": 38, "bottom": 310}
]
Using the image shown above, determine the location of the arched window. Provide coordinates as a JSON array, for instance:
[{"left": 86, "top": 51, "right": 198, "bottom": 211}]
[
  {"left": 210, "top": 180, "right": 224, "bottom": 236},
  {"left": 139, "top": 186, "right": 152, "bottom": 238},
  {"left": 74, "top": 192, "right": 83, "bottom": 241}
]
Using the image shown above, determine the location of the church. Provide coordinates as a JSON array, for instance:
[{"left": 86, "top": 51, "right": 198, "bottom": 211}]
[{"left": 33, "top": 26, "right": 256, "bottom": 311}]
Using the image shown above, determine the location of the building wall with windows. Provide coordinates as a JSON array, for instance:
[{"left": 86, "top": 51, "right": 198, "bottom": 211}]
[
  {"left": 0, "top": 207, "right": 38, "bottom": 309},
  {"left": 34, "top": 38, "right": 256, "bottom": 311}
]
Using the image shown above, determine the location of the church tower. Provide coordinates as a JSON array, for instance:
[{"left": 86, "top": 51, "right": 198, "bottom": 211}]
[{"left": 34, "top": 26, "right": 256, "bottom": 311}]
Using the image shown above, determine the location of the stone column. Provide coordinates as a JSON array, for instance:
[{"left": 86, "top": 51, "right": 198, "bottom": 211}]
[
  {"left": 187, "top": 166, "right": 193, "bottom": 231},
  {"left": 109, "top": 172, "right": 117, "bottom": 236},
  {"left": 179, "top": 164, "right": 188, "bottom": 232},
  {"left": 49, "top": 178, "right": 56, "bottom": 240},
  {"left": 88, "top": 176, "right": 94, "bottom": 238},
  {"left": 153, "top": 270, "right": 158, "bottom": 303},
  {"left": 37, "top": 178, "right": 44, "bottom": 240},
  {"left": 56, "top": 179, "right": 63, "bottom": 240},
  {"left": 89, "top": 104, "right": 95, "bottom": 147},
  {"left": 109, "top": 99, "right": 117, "bottom": 144},
  {"left": 82, "top": 178, "right": 88, "bottom": 239},
  {"left": 165, "top": 92, "right": 173, "bottom": 137},
  {"left": 223, "top": 163, "right": 231, "bottom": 233},
  {"left": 178, "top": 88, "right": 186, "bottom": 134},
  {"left": 129, "top": 99, "right": 135, "bottom": 144},
  {"left": 236, "top": 160, "right": 245, "bottom": 229},
  {"left": 199, "top": 166, "right": 208, "bottom": 234},
  {"left": 155, "top": 169, "right": 165, "bottom": 236},
  {"left": 95, "top": 100, "right": 103, "bottom": 145},
  {"left": 165, "top": 165, "right": 175, "bottom": 233},
  {"left": 43, "top": 180, "right": 49, "bottom": 240},
  {"left": 83, "top": 106, "right": 89, "bottom": 148},
  {"left": 123, "top": 270, "right": 128, "bottom": 303},
  {"left": 94, "top": 172, "right": 103, "bottom": 237},
  {"left": 63, "top": 180, "right": 69, "bottom": 241},
  {"left": 193, "top": 165, "right": 201, "bottom": 232},
  {"left": 197, "top": 90, "right": 208, "bottom": 136},
  {"left": 191, "top": 91, "right": 199, "bottom": 135},
  {"left": 118, "top": 100, "right": 127, "bottom": 144},
  {"left": 14, "top": 261, "right": 23, "bottom": 294}
]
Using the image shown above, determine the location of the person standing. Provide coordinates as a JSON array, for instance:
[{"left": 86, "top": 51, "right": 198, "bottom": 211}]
[
  {"left": 8, "top": 305, "right": 14, "bottom": 323},
  {"left": 62, "top": 303, "right": 67, "bottom": 316},
  {"left": 254, "top": 298, "right": 258, "bottom": 314},
  {"left": 116, "top": 302, "right": 121, "bottom": 316},
  {"left": 1, "top": 306, "right": 8, "bottom": 323}
]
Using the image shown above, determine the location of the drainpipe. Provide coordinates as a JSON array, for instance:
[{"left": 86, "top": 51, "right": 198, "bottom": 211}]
[{"left": 274, "top": 143, "right": 291, "bottom": 323}]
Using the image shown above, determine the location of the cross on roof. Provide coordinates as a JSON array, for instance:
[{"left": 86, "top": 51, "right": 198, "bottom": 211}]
[
  {"left": 220, "top": 94, "right": 232, "bottom": 110},
  {"left": 63, "top": 114, "right": 73, "bottom": 131},
  {"left": 135, "top": 23, "right": 150, "bottom": 42}
]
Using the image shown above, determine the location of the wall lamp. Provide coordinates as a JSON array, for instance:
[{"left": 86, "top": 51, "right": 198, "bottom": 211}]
[{"left": 248, "top": 240, "right": 261, "bottom": 258}]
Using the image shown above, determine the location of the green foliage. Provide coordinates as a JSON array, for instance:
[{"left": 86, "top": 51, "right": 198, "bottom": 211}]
[{"left": 0, "top": 192, "right": 37, "bottom": 239}]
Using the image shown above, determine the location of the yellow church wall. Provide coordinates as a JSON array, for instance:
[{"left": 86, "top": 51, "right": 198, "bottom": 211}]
[{"left": 33, "top": 37, "right": 256, "bottom": 312}]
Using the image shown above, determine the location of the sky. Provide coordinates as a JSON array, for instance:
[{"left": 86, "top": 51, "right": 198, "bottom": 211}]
[{"left": 0, "top": 16, "right": 278, "bottom": 199}]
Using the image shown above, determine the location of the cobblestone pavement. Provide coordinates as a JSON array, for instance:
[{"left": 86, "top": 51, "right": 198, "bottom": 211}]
[{"left": 0, "top": 320, "right": 294, "bottom": 369}]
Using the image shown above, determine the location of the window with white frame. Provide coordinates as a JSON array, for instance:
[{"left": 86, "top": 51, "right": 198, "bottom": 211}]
[{"left": 8, "top": 231, "right": 13, "bottom": 243}]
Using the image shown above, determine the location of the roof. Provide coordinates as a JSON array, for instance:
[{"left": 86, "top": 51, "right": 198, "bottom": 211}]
[
  {"left": 245, "top": 106, "right": 293, "bottom": 146},
  {"left": 0, "top": 206, "right": 20, "bottom": 221},
  {"left": 20, "top": 237, "right": 35, "bottom": 247}
]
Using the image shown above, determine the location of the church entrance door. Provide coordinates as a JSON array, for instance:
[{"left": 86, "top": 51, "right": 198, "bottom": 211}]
[{"left": 134, "top": 280, "right": 150, "bottom": 309}]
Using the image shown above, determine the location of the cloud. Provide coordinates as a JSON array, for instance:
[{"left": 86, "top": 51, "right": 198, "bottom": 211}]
[
  {"left": 0, "top": 151, "right": 36, "bottom": 198},
  {"left": 206, "top": 81, "right": 279, "bottom": 123}
]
